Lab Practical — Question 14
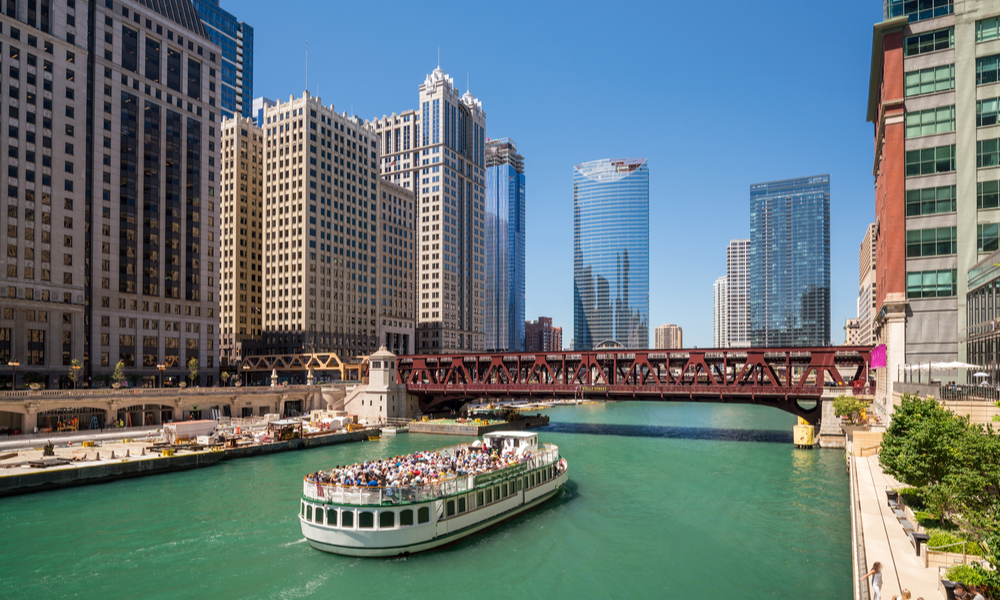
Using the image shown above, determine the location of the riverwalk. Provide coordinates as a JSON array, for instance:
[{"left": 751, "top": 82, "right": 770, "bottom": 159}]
[{"left": 852, "top": 454, "right": 942, "bottom": 599}]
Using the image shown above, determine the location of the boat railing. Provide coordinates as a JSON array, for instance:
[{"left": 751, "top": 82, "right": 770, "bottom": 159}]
[{"left": 301, "top": 444, "right": 561, "bottom": 505}]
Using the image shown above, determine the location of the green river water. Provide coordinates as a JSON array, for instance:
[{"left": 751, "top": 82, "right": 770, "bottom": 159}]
[{"left": 0, "top": 402, "right": 850, "bottom": 599}]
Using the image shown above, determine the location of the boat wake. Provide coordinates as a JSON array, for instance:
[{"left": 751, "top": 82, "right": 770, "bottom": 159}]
[
  {"left": 281, "top": 538, "right": 308, "bottom": 547},
  {"left": 541, "top": 422, "right": 793, "bottom": 444}
]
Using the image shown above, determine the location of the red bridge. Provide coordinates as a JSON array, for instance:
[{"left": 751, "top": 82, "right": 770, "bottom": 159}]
[{"left": 397, "top": 347, "right": 873, "bottom": 422}]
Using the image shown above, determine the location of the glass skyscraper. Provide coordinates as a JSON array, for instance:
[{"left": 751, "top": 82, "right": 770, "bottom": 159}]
[
  {"left": 484, "top": 139, "right": 526, "bottom": 352},
  {"left": 573, "top": 159, "right": 649, "bottom": 349},
  {"left": 193, "top": 0, "right": 253, "bottom": 119},
  {"left": 749, "top": 175, "right": 831, "bottom": 347}
]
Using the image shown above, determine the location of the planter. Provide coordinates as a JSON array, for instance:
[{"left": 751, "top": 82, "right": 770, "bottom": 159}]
[
  {"left": 233, "top": 381, "right": 242, "bottom": 388},
  {"left": 28, "top": 383, "right": 41, "bottom": 391},
  {"left": 111, "top": 383, "right": 122, "bottom": 389},
  {"left": 179, "top": 382, "right": 187, "bottom": 388}
]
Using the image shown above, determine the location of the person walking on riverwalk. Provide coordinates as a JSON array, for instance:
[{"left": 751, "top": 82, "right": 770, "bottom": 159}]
[
  {"left": 968, "top": 585, "right": 985, "bottom": 600},
  {"left": 860, "top": 562, "right": 883, "bottom": 600}
]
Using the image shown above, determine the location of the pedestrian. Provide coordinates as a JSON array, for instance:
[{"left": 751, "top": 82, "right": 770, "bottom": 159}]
[
  {"left": 954, "top": 584, "right": 967, "bottom": 599},
  {"left": 968, "top": 585, "right": 985, "bottom": 600},
  {"left": 860, "top": 562, "right": 883, "bottom": 600}
]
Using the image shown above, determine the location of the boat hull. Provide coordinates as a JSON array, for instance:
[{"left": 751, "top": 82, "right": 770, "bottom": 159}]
[{"left": 301, "top": 470, "right": 567, "bottom": 557}]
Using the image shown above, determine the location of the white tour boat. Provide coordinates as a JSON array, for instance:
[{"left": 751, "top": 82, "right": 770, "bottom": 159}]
[{"left": 298, "top": 431, "right": 569, "bottom": 557}]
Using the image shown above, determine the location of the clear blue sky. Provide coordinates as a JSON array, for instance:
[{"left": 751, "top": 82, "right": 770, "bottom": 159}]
[{"left": 237, "top": 0, "right": 882, "bottom": 348}]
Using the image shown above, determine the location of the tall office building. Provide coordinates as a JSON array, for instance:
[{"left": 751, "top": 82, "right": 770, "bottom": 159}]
[
  {"left": 86, "top": 0, "right": 222, "bottom": 386},
  {"left": 858, "top": 223, "right": 876, "bottom": 345},
  {"left": 377, "top": 180, "right": 415, "bottom": 355},
  {"left": 713, "top": 276, "right": 728, "bottom": 348},
  {"left": 726, "top": 239, "right": 750, "bottom": 348},
  {"left": 654, "top": 324, "right": 682, "bottom": 349},
  {"left": 368, "top": 66, "right": 487, "bottom": 354},
  {"left": 260, "top": 93, "right": 382, "bottom": 359},
  {"left": 524, "top": 316, "right": 562, "bottom": 352},
  {"left": 219, "top": 115, "right": 262, "bottom": 367},
  {"left": 749, "top": 176, "right": 831, "bottom": 347},
  {"left": 573, "top": 158, "right": 649, "bottom": 349},
  {"left": 252, "top": 96, "right": 273, "bottom": 127},
  {"left": 867, "top": 0, "right": 989, "bottom": 421},
  {"left": 192, "top": 0, "right": 251, "bottom": 119},
  {"left": 0, "top": 0, "right": 88, "bottom": 388},
  {"left": 484, "top": 137, "right": 525, "bottom": 352}
]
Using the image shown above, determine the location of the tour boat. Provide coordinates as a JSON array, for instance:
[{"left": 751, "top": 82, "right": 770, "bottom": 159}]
[{"left": 298, "top": 431, "right": 569, "bottom": 557}]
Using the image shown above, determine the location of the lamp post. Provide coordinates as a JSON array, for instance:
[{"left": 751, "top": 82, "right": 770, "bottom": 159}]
[
  {"left": 243, "top": 364, "right": 250, "bottom": 387},
  {"left": 70, "top": 363, "right": 81, "bottom": 390},
  {"left": 7, "top": 360, "right": 18, "bottom": 391},
  {"left": 157, "top": 364, "right": 166, "bottom": 388}
]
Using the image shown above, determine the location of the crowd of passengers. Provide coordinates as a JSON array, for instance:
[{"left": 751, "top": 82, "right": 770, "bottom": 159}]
[{"left": 308, "top": 446, "right": 531, "bottom": 488}]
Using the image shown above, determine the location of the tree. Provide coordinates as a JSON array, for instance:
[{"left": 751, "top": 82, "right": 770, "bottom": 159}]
[
  {"left": 21, "top": 371, "right": 45, "bottom": 387},
  {"left": 112, "top": 360, "right": 126, "bottom": 387},
  {"left": 832, "top": 394, "right": 869, "bottom": 424},
  {"left": 187, "top": 357, "right": 198, "bottom": 387},
  {"left": 880, "top": 393, "right": 945, "bottom": 480},
  {"left": 220, "top": 371, "right": 230, "bottom": 387},
  {"left": 67, "top": 358, "right": 82, "bottom": 389}
]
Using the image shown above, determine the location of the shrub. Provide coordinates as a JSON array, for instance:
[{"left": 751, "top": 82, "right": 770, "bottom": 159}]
[
  {"left": 926, "top": 529, "right": 983, "bottom": 556},
  {"left": 897, "top": 487, "right": 926, "bottom": 511},
  {"left": 833, "top": 394, "right": 869, "bottom": 424},
  {"left": 946, "top": 564, "right": 989, "bottom": 587}
]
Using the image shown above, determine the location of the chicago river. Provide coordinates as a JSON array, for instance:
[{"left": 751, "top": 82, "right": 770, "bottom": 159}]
[{"left": 1, "top": 402, "right": 850, "bottom": 599}]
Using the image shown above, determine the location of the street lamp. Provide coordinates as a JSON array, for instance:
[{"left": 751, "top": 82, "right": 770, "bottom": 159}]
[
  {"left": 70, "top": 363, "right": 81, "bottom": 390},
  {"left": 7, "top": 361, "right": 18, "bottom": 391},
  {"left": 157, "top": 364, "right": 166, "bottom": 388},
  {"left": 242, "top": 364, "right": 250, "bottom": 387}
]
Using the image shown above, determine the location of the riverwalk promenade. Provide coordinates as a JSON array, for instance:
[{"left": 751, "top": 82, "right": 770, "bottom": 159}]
[{"left": 852, "top": 454, "right": 941, "bottom": 600}]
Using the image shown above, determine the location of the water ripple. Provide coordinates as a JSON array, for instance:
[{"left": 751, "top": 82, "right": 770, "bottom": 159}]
[{"left": 541, "top": 421, "right": 793, "bottom": 443}]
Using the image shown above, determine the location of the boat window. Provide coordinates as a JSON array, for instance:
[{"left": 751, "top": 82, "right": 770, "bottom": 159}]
[
  {"left": 326, "top": 508, "right": 338, "bottom": 527},
  {"left": 458, "top": 497, "right": 466, "bottom": 513},
  {"left": 530, "top": 473, "right": 535, "bottom": 486},
  {"left": 518, "top": 478, "right": 523, "bottom": 491},
  {"left": 314, "top": 507, "right": 322, "bottom": 524},
  {"left": 447, "top": 500, "right": 455, "bottom": 517},
  {"left": 300, "top": 501, "right": 305, "bottom": 517},
  {"left": 503, "top": 483, "right": 508, "bottom": 497},
  {"left": 400, "top": 509, "right": 414, "bottom": 527},
  {"left": 495, "top": 485, "right": 500, "bottom": 500},
  {"left": 341, "top": 510, "right": 354, "bottom": 528},
  {"left": 486, "top": 488, "right": 492, "bottom": 503},
  {"left": 417, "top": 506, "right": 430, "bottom": 524},
  {"left": 359, "top": 511, "right": 374, "bottom": 529},
  {"left": 477, "top": 491, "right": 484, "bottom": 507},
  {"left": 379, "top": 511, "right": 395, "bottom": 529},
  {"left": 306, "top": 505, "right": 313, "bottom": 520}
]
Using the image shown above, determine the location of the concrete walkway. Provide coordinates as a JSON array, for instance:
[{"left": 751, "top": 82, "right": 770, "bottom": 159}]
[{"left": 854, "top": 455, "right": 942, "bottom": 599}]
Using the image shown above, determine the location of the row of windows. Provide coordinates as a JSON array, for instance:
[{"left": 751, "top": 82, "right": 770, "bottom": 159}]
[
  {"left": 905, "top": 105, "right": 954, "bottom": 138},
  {"left": 907, "top": 268, "right": 957, "bottom": 299},
  {"left": 904, "top": 27, "right": 953, "bottom": 56},
  {"left": 905, "top": 64, "right": 954, "bottom": 97},
  {"left": 905, "top": 226, "right": 956, "bottom": 257},
  {"left": 885, "top": 0, "right": 952, "bottom": 23},
  {"left": 978, "top": 16, "right": 1000, "bottom": 42},
  {"left": 906, "top": 185, "right": 956, "bottom": 216},
  {"left": 905, "top": 145, "right": 955, "bottom": 177}
]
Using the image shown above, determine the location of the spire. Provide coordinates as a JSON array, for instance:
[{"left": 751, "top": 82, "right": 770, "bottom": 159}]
[{"left": 437, "top": 47, "right": 440, "bottom": 69}]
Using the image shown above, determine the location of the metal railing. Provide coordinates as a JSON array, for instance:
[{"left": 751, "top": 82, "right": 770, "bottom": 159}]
[
  {"left": 850, "top": 455, "right": 870, "bottom": 600},
  {"left": 302, "top": 444, "right": 561, "bottom": 506},
  {"left": 927, "top": 540, "right": 972, "bottom": 564},
  {"left": 0, "top": 383, "right": 338, "bottom": 401},
  {"left": 0, "top": 424, "right": 160, "bottom": 441}
]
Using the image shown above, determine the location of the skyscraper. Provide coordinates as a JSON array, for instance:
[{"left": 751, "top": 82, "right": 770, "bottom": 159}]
[
  {"left": 192, "top": 0, "right": 252, "bottom": 119},
  {"left": 484, "top": 138, "right": 525, "bottom": 352},
  {"left": 252, "top": 96, "right": 274, "bottom": 128},
  {"left": 368, "top": 66, "right": 487, "bottom": 354},
  {"left": 749, "top": 175, "right": 831, "bottom": 347},
  {"left": 858, "top": 223, "right": 876, "bottom": 345},
  {"left": 377, "top": 181, "right": 416, "bottom": 355},
  {"left": 219, "top": 116, "right": 263, "bottom": 367},
  {"left": 713, "top": 276, "right": 728, "bottom": 348},
  {"left": 86, "top": 0, "right": 222, "bottom": 385},
  {"left": 654, "top": 324, "right": 682, "bottom": 349},
  {"left": 573, "top": 159, "right": 649, "bottom": 349},
  {"left": 0, "top": 0, "right": 88, "bottom": 388},
  {"left": 726, "top": 239, "right": 750, "bottom": 348},
  {"left": 524, "top": 317, "right": 562, "bottom": 352}
]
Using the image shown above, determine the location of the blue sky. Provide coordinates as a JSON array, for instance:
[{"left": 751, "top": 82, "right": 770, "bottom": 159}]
[{"left": 238, "top": 0, "right": 883, "bottom": 348}]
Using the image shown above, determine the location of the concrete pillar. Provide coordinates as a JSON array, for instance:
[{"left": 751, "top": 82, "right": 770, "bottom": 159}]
[
  {"left": 23, "top": 409, "right": 37, "bottom": 432},
  {"left": 876, "top": 294, "right": 908, "bottom": 426}
]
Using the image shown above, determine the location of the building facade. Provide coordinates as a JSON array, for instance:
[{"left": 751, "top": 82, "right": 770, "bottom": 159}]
[
  {"left": 377, "top": 180, "right": 415, "bottom": 355},
  {"left": 219, "top": 115, "right": 262, "bottom": 367},
  {"left": 524, "top": 316, "right": 562, "bottom": 352},
  {"left": 654, "top": 323, "right": 682, "bottom": 349},
  {"left": 713, "top": 276, "right": 728, "bottom": 347},
  {"left": 749, "top": 175, "right": 831, "bottom": 347},
  {"left": 967, "top": 248, "right": 1000, "bottom": 382},
  {"left": 726, "top": 239, "right": 750, "bottom": 348},
  {"left": 572, "top": 158, "right": 649, "bottom": 350},
  {"left": 368, "top": 66, "right": 487, "bottom": 354},
  {"left": 866, "top": 0, "right": 999, "bottom": 422},
  {"left": 192, "top": 0, "right": 251, "bottom": 119},
  {"left": 858, "top": 223, "right": 877, "bottom": 345},
  {"left": 251, "top": 96, "right": 273, "bottom": 127},
  {"left": 86, "top": 0, "right": 222, "bottom": 386},
  {"left": 844, "top": 318, "right": 863, "bottom": 345},
  {"left": 0, "top": 0, "right": 88, "bottom": 388},
  {"left": 261, "top": 93, "right": 381, "bottom": 360},
  {"left": 484, "top": 137, "right": 525, "bottom": 352}
]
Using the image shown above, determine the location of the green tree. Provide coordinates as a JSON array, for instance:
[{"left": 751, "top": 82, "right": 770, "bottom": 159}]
[
  {"left": 832, "top": 394, "right": 869, "bottom": 424},
  {"left": 187, "top": 357, "right": 198, "bottom": 387},
  {"left": 22, "top": 371, "right": 45, "bottom": 387},
  {"left": 220, "top": 371, "right": 230, "bottom": 387},
  {"left": 112, "top": 360, "right": 126, "bottom": 387},
  {"left": 880, "top": 393, "right": 947, "bottom": 481},
  {"left": 67, "top": 358, "right": 82, "bottom": 389}
]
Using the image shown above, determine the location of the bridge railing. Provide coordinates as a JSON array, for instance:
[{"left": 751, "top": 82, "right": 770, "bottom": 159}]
[
  {"left": 0, "top": 384, "right": 334, "bottom": 401},
  {"left": 406, "top": 383, "right": 875, "bottom": 396}
]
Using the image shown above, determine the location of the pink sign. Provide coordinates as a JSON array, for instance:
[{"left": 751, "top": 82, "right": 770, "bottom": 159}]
[{"left": 871, "top": 344, "right": 887, "bottom": 369}]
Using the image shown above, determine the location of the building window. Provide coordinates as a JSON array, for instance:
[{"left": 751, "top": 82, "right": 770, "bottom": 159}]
[
  {"left": 905, "top": 64, "right": 954, "bottom": 97},
  {"left": 26, "top": 329, "right": 44, "bottom": 365},
  {"left": 977, "top": 17, "right": 1000, "bottom": 42},
  {"left": 978, "top": 223, "right": 1000, "bottom": 253},
  {"left": 978, "top": 55, "right": 1000, "bottom": 86},
  {"left": 907, "top": 269, "right": 957, "bottom": 299},
  {"left": 905, "top": 144, "right": 955, "bottom": 176},
  {"left": 905, "top": 106, "right": 954, "bottom": 138},
  {"left": 885, "top": 0, "right": 953, "bottom": 22},
  {"left": 979, "top": 139, "right": 1000, "bottom": 168},
  {"left": 906, "top": 226, "right": 956, "bottom": 257},
  {"left": 977, "top": 97, "right": 1000, "bottom": 127},
  {"left": 904, "top": 27, "right": 953, "bottom": 55},
  {"left": 979, "top": 181, "right": 1000, "bottom": 209},
  {"left": 907, "top": 185, "right": 956, "bottom": 216}
]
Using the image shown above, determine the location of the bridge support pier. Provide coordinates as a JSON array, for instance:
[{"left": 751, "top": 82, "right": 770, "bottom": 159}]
[{"left": 817, "top": 396, "right": 846, "bottom": 449}]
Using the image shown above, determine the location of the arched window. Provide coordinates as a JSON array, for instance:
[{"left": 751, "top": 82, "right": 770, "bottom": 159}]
[
  {"left": 417, "top": 506, "right": 430, "bottom": 524},
  {"left": 326, "top": 507, "right": 338, "bottom": 527},
  {"left": 400, "top": 509, "right": 414, "bottom": 527},
  {"left": 341, "top": 510, "right": 354, "bottom": 528},
  {"left": 306, "top": 505, "right": 313, "bottom": 521},
  {"left": 379, "top": 511, "right": 395, "bottom": 529},
  {"left": 359, "top": 511, "right": 374, "bottom": 528}
]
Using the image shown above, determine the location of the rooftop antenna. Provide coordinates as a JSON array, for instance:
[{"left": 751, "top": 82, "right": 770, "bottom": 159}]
[
  {"left": 466, "top": 72, "right": 469, "bottom": 93},
  {"left": 305, "top": 40, "right": 309, "bottom": 94},
  {"left": 437, "top": 47, "right": 440, "bottom": 68}
]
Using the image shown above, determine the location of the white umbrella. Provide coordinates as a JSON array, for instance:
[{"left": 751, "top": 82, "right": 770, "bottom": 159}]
[{"left": 974, "top": 372, "right": 990, "bottom": 378}]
